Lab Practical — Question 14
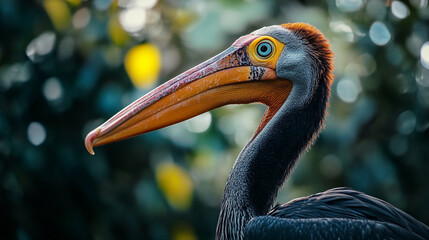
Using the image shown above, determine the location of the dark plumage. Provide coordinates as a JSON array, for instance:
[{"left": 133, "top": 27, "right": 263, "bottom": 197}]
[{"left": 245, "top": 187, "right": 429, "bottom": 239}]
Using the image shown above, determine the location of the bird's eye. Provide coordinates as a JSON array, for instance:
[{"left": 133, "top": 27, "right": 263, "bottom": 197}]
[{"left": 256, "top": 40, "right": 274, "bottom": 59}]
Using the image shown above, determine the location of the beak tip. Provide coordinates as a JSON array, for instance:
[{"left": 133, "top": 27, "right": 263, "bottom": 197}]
[{"left": 85, "top": 128, "right": 100, "bottom": 155}]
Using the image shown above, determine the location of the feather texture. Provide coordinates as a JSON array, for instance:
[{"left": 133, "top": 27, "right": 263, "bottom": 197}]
[{"left": 245, "top": 187, "right": 429, "bottom": 239}]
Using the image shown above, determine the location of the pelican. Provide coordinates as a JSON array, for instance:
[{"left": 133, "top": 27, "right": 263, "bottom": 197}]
[{"left": 85, "top": 23, "right": 429, "bottom": 239}]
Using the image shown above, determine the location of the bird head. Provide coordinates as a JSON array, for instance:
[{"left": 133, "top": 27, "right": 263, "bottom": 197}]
[{"left": 85, "top": 23, "right": 334, "bottom": 155}]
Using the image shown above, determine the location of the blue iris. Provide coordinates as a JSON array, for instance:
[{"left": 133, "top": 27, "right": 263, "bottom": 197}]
[{"left": 256, "top": 41, "right": 273, "bottom": 58}]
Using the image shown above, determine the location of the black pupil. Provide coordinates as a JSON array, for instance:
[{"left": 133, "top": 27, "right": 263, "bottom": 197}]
[{"left": 258, "top": 42, "right": 271, "bottom": 57}]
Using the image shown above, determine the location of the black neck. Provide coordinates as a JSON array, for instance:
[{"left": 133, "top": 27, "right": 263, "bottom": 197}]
[{"left": 216, "top": 78, "right": 330, "bottom": 240}]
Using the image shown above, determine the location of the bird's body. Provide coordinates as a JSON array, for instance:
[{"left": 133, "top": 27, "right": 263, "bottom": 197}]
[
  {"left": 246, "top": 187, "right": 429, "bottom": 239},
  {"left": 85, "top": 23, "right": 429, "bottom": 239}
]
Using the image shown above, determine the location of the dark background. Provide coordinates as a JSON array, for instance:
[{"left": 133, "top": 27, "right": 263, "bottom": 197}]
[{"left": 1, "top": 0, "right": 429, "bottom": 239}]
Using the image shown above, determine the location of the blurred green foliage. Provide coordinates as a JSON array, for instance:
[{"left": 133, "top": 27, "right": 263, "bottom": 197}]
[{"left": 1, "top": 0, "right": 429, "bottom": 239}]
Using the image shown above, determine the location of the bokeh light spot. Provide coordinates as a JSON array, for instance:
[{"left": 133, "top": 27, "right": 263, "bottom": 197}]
[
  {"left": 396, "top": 111, "right": 416, "bottom": 134},
  {"left": 43, "top": 0, "right": 71, "bottom": 31},
  {"left": 43, "top": 77, "right": 63, "bottom": 101},
  {"left": 0, "top": 62, "right": 32, "bottom": 89},
  {"left": 186, "top": 112, "right": 212, "bottom": 133},
  {"left": 336, "top": 76, "right": 361, "bottom": 103},
  {"left": 369, "top": 21, "right": 391, "bottom": 46},
  {"left": 391, "top": 1, "right": 410, "bottom": 19},
  {"left": 119, "top": 8, "right": 146, "bottom": 33},
  {"left": 336, "top": 0, "right": 364, "bottom": 12},
  {"left": 136, "top": 0, "right": 158, "bottom": 9},
  {"left": 330, "top": 21, "right": 354, "bottom": 42},
  {"left": 72, "top": 8, "right": 91, "bottom": 29},
  {"left": 67, "top": 0, "right": 81, "bottom": 6},
  {"left": 27, "top": 122, "right": 47, "bottom": 146},
  {"left": 26, "top": 32, "right": 56, "bottom": 62},
  {"left": 420, "top": 41, "right": 429, "bottom": 70},
  {"left": 156, "top": 162, "right": 193, "bottom": 211},
  {"left": 124, "top": 43, "right": 161, "bottom": 89}
]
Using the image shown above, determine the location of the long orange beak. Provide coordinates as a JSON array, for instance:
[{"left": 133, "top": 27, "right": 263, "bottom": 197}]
[{"left": 85, "top": 35, "right": 292, "bottom": 155}]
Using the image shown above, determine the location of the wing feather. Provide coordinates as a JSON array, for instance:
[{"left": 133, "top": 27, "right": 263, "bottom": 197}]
[{"left": 244, "top": 187, "right": 429, "bottom": 239}]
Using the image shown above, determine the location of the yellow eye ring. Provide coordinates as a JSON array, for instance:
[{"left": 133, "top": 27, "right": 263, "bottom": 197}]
[{"left": 248, "top": 36, "right": 285, "bottom": 69}]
